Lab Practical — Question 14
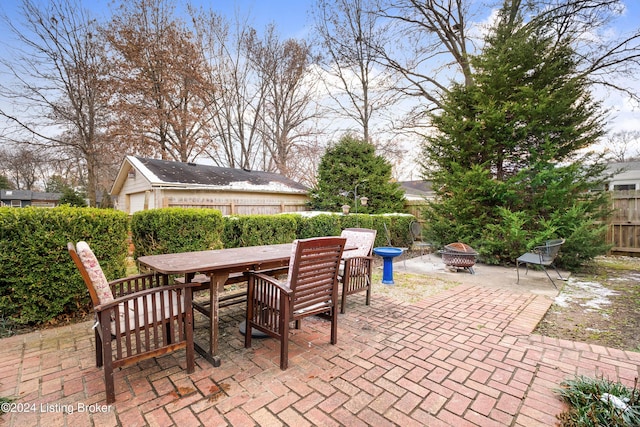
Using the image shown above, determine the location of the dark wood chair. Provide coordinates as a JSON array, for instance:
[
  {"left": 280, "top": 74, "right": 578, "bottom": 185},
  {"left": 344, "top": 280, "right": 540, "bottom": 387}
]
[
  {"left": 516, "top": 238, "right": 565, "bottom": 288},
  {"left": 68, "top": 242, "right": 196, "bottom": 403},
  {"left": 338, "top": 228, "right": 377, "bottom": 313},
  {"left": 244, "top": 237, "right": 346, "bottom": 369}
]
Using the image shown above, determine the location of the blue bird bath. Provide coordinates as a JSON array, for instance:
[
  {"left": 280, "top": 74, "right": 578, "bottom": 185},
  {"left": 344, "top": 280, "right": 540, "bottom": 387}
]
[{"left": 373, "top": 247, "right": 404, "bottom": 285}]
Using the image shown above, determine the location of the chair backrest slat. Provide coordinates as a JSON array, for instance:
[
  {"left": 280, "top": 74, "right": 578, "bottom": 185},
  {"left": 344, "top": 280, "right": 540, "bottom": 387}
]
[
  {"left": 538, "top": 239, "right": 565, "bottom": 261},
  {"left": 289, "top": 237, "right": 346, "bottom": 313}
]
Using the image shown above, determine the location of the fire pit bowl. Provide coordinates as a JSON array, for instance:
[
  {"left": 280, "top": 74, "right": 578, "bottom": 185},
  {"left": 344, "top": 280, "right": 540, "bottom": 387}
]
[{"left": 439, "top": 242, "right": 478, "bottom": 274}]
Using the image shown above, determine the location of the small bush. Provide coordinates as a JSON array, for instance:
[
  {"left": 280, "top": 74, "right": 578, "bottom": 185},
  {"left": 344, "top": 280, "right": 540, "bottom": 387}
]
[
  {"left": 556, "top": 375, "right": 640, "bottom": 426},
  {"left": 0, "top": 206, "right": 129, "bottom": 324},
  {"left": 295, "top": 214, "right": 343, "bottom": 239},
  {"left": 131, "top": 208, "right": 224, "bottom": 257},
  {"left": 222, "top": 214, "right": 298, "bottom": 248}
]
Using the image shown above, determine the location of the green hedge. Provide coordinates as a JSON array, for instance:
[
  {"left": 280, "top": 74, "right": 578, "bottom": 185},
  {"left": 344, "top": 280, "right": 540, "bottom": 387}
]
[
  {"left": 0, "top": 206, "right": 129, "bottom": 324},
  {"left": 222, "top": 214, "right": 299, "bottom": 248},
  {"left": 0, "top": 207, "right": 414, "bottom": 326},
  {"left": 131, "top": 208, "right": 224, "bottom": 257}
]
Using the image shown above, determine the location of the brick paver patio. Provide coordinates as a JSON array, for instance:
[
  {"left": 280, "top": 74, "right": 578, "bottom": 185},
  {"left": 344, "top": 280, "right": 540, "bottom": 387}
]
[{"left": 1, "top": 282, "right": 639, "bottom": 426}]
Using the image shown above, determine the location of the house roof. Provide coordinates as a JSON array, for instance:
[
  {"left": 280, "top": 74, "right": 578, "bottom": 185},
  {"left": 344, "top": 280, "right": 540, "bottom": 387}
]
[
  {"left": 399, "top": 180, "right": 434, "bottom": 200},
  {"left": 1, "top": 190, "right": 61, "bottom": 201},
  {"left": 111, "top": 156, "right": 309, "bottom": 195},
  {"left": 605, "top": 161, "right": 640, "bottom": 175}
]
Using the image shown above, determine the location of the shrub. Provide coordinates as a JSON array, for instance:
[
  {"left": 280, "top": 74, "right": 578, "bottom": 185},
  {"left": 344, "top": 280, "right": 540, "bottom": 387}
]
[
  {"left": 222, "top": 214, "right": 298, "bottom": 248},
  {"left": 0, "top": 206, "right": 129, "bottom": 324},
  {"left": 295, "top": 214, "right": 343, "bottom": 239},
  {"left": 556, "top": 375, "right": 640, "bottom": 426},
  {"left": 131, "top": 208, "right": 224, "bottom": 257}
]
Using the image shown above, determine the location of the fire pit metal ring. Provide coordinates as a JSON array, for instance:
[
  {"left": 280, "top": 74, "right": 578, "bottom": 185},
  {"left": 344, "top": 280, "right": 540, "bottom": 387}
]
[{"left": 439, "top": 242, "right": 478, "bottom": 274}]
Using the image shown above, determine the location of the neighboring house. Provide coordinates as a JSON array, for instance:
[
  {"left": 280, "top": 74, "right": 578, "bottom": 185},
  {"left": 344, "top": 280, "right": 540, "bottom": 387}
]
[
  {"left": 399, "top": 180, "right": 435, "bottom": 201},
  {"left": 110, "top": 156, "right": 310, "bottom": 215},
  {"left": 605, "top": 161, "right": 640, "bottom": 191},
  {"left": 399, "top": 180, "right": 434, "bottom": 220},
  {"left": 0, "top": 190, "right": 61, "bottom": 208}
]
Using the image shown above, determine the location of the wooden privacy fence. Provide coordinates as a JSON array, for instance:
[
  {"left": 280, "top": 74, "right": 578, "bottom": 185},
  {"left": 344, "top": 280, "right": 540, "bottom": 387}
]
[
  {"left": 162, "top": 196, "right": 308, "bottom": 215},
  {"left": 607, "top": 191, "right": 640, "bottom": 254}
]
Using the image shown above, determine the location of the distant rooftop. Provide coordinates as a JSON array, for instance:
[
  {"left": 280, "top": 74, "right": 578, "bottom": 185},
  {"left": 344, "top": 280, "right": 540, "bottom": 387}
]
[
  {"left": 399, "top": 180, "right": 433, "bottom": 200},
  {"left": 124, "top": 156, "right": 308, "bottom": 194}
]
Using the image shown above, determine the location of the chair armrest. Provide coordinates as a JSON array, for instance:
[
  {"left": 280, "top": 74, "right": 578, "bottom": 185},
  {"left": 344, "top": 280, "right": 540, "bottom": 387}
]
[
  {"left": 243, "top": 267, "right": 289, "bottom": 278},
  {"left": 94, "top": 282, "right": 198, "bottom": 312},
  {"left": 246, "top": 272, "right": 293, "bottom": 296},
  {"left": 343, "top": 255, "right": 374, "bottom": 262}
]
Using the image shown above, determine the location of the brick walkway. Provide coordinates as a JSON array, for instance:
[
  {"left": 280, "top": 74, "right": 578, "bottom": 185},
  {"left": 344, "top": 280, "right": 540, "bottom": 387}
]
[{"left": 1, "top": 284, "right": 639, "bottom": 426}]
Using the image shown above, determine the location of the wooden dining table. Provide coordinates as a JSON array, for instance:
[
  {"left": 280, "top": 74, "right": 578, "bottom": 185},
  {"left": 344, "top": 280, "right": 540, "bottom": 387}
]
[{"left": 137, "top": 243, "right": 293, "bottom": 366}]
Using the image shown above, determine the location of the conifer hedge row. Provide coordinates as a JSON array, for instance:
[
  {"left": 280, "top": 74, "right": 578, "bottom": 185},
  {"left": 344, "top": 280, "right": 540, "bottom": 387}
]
[{"left": 1, "top": 207, "right": 413, "bottom": 325}]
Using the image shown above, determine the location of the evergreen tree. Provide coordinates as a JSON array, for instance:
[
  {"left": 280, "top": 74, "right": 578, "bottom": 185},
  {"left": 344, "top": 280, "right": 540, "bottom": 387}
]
[
  {"left": 0, "top": 175, "right": 13, "bottom": 190},
  {"left": 309, "top": 135, "right": 405, "bottom": 214},
  {"left": 59, "top": 187, "right": 87, "bottom": 207},
  {"left": 421, "top": 2, "right": 611, "bottom": 268},
  {"left": 44, "top": 175, "right": 68, "bottom": 193}
]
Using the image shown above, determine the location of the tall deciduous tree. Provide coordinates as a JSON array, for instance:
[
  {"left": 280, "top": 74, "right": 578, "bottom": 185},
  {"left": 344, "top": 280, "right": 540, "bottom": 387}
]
[
  {"left": 246, "top": 25, "right": 319, "bottom": 178},
  {"left": 312, "top": 0, "right": 400, "bottom": 143},
  {"left": 309, "top": 134, "right": 405, "bottom": 213},
  {"left": 0, "top": 0, "right": 112, "bottom": 206},
  {"left": 191, "top": 9, "right": 265, "bottom": 170},
  {"left": 421, "top": 1, "right": 611, "bottom": 268},
  {"left": 106, "top": 0, "right": 212, "bottom": 162},
  {"left": 604, "top": 131, "right": 640, "bottom": 162}
]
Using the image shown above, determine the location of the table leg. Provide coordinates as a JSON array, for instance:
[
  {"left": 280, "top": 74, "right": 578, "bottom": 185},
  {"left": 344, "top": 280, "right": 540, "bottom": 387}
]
[{"left": 209, "top": 273, "right": 228, "bottom": 366}]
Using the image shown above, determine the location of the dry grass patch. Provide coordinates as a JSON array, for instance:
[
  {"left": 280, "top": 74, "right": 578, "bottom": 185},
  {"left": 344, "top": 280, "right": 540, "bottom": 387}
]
[{"left": 371, "top": 270, "right": 459, "bottom": 303}]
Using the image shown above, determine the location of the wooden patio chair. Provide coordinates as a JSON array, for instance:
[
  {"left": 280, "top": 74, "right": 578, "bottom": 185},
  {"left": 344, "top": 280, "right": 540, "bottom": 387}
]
[
  {"left": 516, "top": 238, "right": 566, "bottom": 288},
  {"left": 68, "top": 242, "right": 196, "bottom": 403},
  {"left": 244, "top": 237, "right": 346, "bottom": 369},
  {"left": 339, "top": 228, "right": 377, "bottom": 313}
]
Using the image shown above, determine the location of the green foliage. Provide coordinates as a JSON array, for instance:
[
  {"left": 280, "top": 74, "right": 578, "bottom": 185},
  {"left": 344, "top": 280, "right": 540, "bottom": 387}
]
[
  {"left": 295, "top": 214, "right": 343, "bottom": 239},
  {"left": 338, "top": 214, "right": 375, "bottom": 231},
  {"left": 556, "top": 375, "right": 640, "bottom": 427},
  {"left": 0, "top": 175, "right": 13, "bottom": 190},
  {"left": 372, "top": 215, "right": 414, "bottom": 248},
  {"left": 421, "top": 4, "right": 610, "bottom": 268},
  {"left": 131, "top": 208, "right": 224, "bottom": 257},
  {"left": 0, "top": 396, "right": 14, "bottom": 414},
  {"left": 309, "top": 134, "right": 406, "bottom": 214},
  {"left": 222, "top": 214, "right": 298, "bottom": 248},
  {"left": 220, "top": 212, "right": 413, "bottom": 249},
  {"left": 0, "top": 206, "right": 129, "bottom": 324},
  {"left": 58, "top": 187, "right": 87, "bottom": 207},
  {"left": 44, "top": 175, "right": 68, "bottom": 193},
  {"left": 0, "top": 207, "right": 415, "bottom": 326}
]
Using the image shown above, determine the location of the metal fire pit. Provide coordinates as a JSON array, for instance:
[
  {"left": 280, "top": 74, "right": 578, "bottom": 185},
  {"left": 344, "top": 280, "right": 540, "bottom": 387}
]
[{"left": 439, "top": 242, "right": 478, "bottom": 274}]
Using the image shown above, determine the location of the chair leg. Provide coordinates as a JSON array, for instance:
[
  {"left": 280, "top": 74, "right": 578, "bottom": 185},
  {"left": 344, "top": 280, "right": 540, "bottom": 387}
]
[
  {"left": 340, "top": 280, "right": 348, "bottom": 314},
  {"left": 279, "top": 319, "right": 290, "bottom": 370},
  {"left": 330, "top": 308, "right": 338, "bottom": 345},
  {"left": 100, "top": 320, "right": 115, "bottom": 404},
  {"left": 94, "top": 328, "right": 103, "bottom": 368},
  {"left": 553, "top": 265, "right": 564, "bottom": 280},
  {"left": 244, "top": 315, "right": 253, "bottom": 349},
  {"left": 542, "top": 267, "right": 559, "bottom": 289},
  {"left": 184, "top": 294, "right": 195, "bottom": 374},
  {"left": 516, "top": 261, "right": 520, "bottom": 284}
]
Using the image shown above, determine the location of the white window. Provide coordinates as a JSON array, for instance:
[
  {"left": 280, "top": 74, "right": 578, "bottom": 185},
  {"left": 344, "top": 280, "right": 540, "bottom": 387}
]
[{"left": 613, "top": 184, "right": 636, "bottom": 191}]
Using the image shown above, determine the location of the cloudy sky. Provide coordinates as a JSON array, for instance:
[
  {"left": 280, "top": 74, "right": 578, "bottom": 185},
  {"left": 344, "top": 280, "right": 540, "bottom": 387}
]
[{"left": 0, "top": 0, "right": 638, "bottom": 163}]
